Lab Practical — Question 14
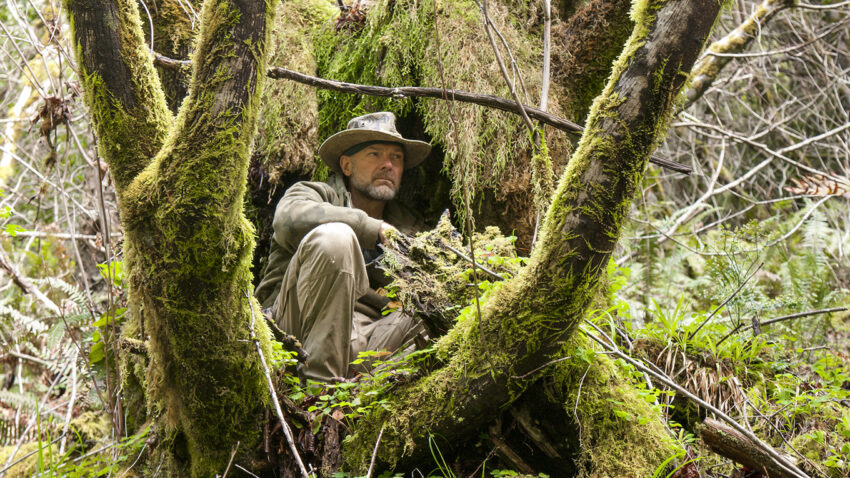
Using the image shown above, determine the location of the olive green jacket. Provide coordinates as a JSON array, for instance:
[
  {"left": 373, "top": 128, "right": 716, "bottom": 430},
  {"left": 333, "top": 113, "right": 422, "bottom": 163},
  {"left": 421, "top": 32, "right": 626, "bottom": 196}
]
[{"left": 255, "top": 174, "right": 423, "bottom": 308}]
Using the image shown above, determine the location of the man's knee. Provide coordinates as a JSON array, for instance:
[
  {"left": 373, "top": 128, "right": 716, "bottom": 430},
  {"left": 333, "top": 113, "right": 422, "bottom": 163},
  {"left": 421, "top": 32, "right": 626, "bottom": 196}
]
[{"left": 300, "top": 222, "right": 360, "bottom": 267}]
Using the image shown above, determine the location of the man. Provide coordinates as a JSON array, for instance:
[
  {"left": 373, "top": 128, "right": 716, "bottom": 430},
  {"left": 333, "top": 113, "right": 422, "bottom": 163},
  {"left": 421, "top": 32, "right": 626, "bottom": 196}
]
[{"left": 255, "top": 112, "right": 431, "bottom": 381}]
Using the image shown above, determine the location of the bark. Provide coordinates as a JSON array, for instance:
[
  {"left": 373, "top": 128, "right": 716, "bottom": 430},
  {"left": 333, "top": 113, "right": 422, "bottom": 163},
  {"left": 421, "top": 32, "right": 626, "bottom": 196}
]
[
  {"left": 552, "top": 0, "right": 634, "bottom": 123},
  {"left": 341, "top": 0, "right": 721, "bottom": 471},
  {"left": 64, "top": 0, "right": 277, "bottom": 475},
  {"left": 684, "top": 0, "right": 794, "bottom": 108}
]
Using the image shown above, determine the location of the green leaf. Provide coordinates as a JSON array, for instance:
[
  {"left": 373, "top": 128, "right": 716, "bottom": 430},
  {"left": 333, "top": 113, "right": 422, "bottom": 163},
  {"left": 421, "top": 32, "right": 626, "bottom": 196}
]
[
  {"left": 89, "top": 342, "right": 105, "bottom": 364},
  {"left": 4, "top": 224, "right": 26, "bottom": 237}
]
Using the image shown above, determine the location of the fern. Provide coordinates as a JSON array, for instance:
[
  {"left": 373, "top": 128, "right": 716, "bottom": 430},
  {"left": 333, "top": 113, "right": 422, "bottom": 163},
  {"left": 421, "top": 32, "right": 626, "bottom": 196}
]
[
  {"left": 31, "top": 277, "right": 88, "bottom": 312},
  {"left": 0, "top": 389, "right": 38, "bottom": 413},
  {"left": 0, "top": 304, "right": 48, "bottom": 334}
]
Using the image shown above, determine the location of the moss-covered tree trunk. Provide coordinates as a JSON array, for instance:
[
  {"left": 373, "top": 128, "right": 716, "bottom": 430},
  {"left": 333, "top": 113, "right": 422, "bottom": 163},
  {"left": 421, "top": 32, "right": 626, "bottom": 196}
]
[
  {"left": 64, "top": 0, "right": 276, "bottom": 475},
  {"left": 339, "top": 0, "right": 721, "bottom": 472}
]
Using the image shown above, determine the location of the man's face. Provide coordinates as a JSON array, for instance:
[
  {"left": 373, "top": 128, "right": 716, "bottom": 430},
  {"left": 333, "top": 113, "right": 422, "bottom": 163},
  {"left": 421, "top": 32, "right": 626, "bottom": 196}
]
[{"left": 340, "top": 142, "right": 404, "bottom": 201}]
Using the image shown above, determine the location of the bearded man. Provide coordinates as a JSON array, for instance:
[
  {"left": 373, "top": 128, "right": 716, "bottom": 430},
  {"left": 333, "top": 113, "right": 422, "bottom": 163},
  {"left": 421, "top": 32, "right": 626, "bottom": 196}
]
[{"left": 255, "top": 112, "right": 431, "bottom": 381}]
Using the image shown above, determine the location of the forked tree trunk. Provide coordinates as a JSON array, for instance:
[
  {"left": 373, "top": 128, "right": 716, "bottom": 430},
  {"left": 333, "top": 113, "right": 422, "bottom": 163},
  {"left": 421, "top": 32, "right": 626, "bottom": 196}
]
[{"left": 64, "top": 0, "right": 277, "bottom": 475}]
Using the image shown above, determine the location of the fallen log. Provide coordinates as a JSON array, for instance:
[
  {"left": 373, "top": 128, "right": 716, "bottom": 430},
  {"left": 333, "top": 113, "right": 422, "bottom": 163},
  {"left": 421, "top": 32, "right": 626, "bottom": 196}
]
[{"left": 699, "top": 418, "right": 805, "bottom": 478}]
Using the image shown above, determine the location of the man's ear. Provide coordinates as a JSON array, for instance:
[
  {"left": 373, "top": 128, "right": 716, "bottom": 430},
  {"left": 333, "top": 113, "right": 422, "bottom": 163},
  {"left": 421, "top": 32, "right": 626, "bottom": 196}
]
[{"left": 339, "top": 155, "right": 353, "bottom": 177}]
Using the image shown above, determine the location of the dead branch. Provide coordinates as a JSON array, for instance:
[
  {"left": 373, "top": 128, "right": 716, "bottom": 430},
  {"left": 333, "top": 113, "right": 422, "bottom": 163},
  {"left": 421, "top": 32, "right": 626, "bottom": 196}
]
[
  {"left": 152, "top": 52, "right": 692, "bottom": 174},
  {"left": 265, "top": 67, "right": 692, "bottom": 174},
  {"left": 742, "top": 307, "right": 848, "bottom": 331},
  {"left": 244, "top": 290, "right": 310, "bottom": 478}
]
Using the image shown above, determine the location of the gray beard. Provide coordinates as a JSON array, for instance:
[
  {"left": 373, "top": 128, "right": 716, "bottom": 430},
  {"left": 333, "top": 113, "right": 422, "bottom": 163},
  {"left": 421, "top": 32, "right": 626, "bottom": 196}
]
[{"left": 352, "top": 177, "right": 398, "bottom": 201}]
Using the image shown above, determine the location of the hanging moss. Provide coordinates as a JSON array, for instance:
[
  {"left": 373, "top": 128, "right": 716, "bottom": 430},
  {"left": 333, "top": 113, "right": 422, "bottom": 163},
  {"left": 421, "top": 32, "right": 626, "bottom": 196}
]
[
  {"left": 254, "top": 0, "right": 337, "bottom": 183},
  {"left": 310, "top": 0, "right": 572, "bottom": 223}
]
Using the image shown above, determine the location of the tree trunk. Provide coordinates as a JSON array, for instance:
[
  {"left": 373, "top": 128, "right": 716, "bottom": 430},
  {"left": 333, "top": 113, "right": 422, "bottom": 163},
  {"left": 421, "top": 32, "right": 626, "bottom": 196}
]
[{"left": 64, "top": 0, "right": 277, "bottom": 475}]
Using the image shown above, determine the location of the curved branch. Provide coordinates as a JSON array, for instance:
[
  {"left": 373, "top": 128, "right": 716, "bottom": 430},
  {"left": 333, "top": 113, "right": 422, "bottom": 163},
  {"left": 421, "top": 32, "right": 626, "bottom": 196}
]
[{"left": 263, "top": 68, "right": 691, "bottom": 174}]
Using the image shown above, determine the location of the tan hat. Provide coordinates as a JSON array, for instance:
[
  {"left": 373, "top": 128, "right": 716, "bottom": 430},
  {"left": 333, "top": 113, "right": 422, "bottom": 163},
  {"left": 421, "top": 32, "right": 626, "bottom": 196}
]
[{"left": 318, "top": 112, "right": 432, "bottom": 174}]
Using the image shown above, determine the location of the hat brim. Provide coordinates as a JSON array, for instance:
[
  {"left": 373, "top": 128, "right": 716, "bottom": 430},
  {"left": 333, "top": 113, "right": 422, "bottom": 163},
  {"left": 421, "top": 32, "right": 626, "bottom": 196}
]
[{"left": 318, "top": 130, "right": 431, "bottom": 174}]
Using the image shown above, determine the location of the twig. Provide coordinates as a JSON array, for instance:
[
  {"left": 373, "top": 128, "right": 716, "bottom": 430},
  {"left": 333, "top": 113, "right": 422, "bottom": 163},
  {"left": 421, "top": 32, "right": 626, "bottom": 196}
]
[
  {"left": 431, "top": 2, "right": 485, "bottom": 335},
  {"left": 0, "top": 247, "right": 61, "bottom": 315},
  {"left": 244, "top": 289, "right": 310, "bottom": 478},
  {"left": 540, "top": 0, "right": 551, "bottom": 113},
  {"left": 0, "top": 433, "right": 65, "bottom": 475},
  {"left": 434, "top": 238, "right": 504, "bottom": 281},
  {"left": 687, "top": 261, "right": 763, "bottom": 340},
  {"left": 740, "top": 307, "right": 847, "bottom": 331},
  {"left": 234, "top": 464, "right": 261, "bottom": 477},
  {"left": 366, "top": 424, "right": 384, "bottom": 478},
  {"left": 477, "top": 0, "right": 534, "bottom": 132},
  {"left": 581, "top": 322, "right": 809, "bottom": 478},
  {"left": 221, "top": 441, "right": 239, "bottom": 478},
  {"left": 5, "top": 350, "right": 52, "bottom": 368},
  {"left": 59, "top": 350, "right": 79, "bottom": 455}
]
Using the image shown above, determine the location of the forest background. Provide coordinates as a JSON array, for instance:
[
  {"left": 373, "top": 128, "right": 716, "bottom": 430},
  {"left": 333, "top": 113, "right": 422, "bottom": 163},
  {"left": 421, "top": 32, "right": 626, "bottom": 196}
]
[{"left": 0, "top": 0, "right": 848, "bottom": 476}]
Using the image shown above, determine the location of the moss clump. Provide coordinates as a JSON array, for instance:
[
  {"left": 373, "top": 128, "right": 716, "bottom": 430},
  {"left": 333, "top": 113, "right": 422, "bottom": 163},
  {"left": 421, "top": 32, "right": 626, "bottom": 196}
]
[
  {"left": 549, "top": 334, "right": 679, "bottom": 477},
  {"left": 379, "top": 212, "right": 524, "bottom": 336}
]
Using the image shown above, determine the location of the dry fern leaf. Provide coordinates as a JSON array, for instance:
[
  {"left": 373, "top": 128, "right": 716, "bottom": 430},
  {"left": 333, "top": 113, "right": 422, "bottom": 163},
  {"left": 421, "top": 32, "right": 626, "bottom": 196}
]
[{"left": 785, "top": 173, "right": 850, "bottom": 199}]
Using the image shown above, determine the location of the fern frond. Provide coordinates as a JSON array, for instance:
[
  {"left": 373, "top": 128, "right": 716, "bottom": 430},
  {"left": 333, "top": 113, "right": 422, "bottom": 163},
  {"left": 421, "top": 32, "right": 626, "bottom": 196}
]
[
  {"left": 0, "top": 390, "right": 38, "bottom": 413},
  {"left": 31, "top": 278, "right": 88, "bottom": 312},
  {"left": 0, "top": 304, "right": 48, "bottom": 334}
]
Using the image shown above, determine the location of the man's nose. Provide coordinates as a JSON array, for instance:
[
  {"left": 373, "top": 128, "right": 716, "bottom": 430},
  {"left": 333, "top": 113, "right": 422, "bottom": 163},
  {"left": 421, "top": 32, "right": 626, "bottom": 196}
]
[{"left": 378, "top": 154, "right": 394, "bottom": 169}]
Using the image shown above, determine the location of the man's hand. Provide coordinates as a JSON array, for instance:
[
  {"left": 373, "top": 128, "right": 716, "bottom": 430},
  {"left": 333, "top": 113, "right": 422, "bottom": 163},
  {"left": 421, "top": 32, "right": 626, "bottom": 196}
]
[{"left": 379, "top": 222, "right": 399, "bottom": 244}]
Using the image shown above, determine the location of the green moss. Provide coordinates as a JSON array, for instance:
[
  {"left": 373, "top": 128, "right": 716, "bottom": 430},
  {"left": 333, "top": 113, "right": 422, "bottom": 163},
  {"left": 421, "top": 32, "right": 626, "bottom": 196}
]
[
  {"left": 65, "top": 0, "right": 173, "bottom": 196},
  {"left": 0, "top": 443, "right": 45, "bottom": 478},
  {"left": 255, "top": 0, "right": 337, "bottom": 183},
  {"left": 70, "top": 0, "right": 280, "bottom": 475},
  {"left": 341, "top": 0, "right": 718, "bottom": 471},
  {"left": 549, "top": 335, "right": 679, "bottom": 477}
]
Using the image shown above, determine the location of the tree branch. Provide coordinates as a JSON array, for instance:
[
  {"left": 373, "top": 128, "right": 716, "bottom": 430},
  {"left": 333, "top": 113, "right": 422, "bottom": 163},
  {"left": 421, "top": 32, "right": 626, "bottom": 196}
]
[
  {"left": 63, "top": 0, "right": 172, "bottom": 194},
  {"left": 154, "top": 51, "right": 691, "bottom": 174},
  {"left": 685, "top": 0, "right": 795, "bottom": 108},
  {"left": 264, "top": 67, "right": 690, "bottom": 174}
]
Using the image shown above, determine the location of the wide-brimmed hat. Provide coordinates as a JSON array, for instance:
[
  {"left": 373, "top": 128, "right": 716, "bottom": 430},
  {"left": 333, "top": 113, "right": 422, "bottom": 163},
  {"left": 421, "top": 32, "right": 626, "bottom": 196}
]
[{"left": 318, "top": 112, "right": 432, "bottom": 174}]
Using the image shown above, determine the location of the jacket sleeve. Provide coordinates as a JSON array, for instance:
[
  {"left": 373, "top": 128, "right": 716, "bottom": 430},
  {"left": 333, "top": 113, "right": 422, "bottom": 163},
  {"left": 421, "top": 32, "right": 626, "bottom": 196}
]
[{"left": 272, "top": 181, "right": 383, "bottom": 252}]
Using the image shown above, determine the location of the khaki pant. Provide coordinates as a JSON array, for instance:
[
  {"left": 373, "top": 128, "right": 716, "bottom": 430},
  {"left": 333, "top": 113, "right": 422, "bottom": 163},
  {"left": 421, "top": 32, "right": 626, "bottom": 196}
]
[{"left": 273, "top": 222, "right": 421, "bottom": 381}]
